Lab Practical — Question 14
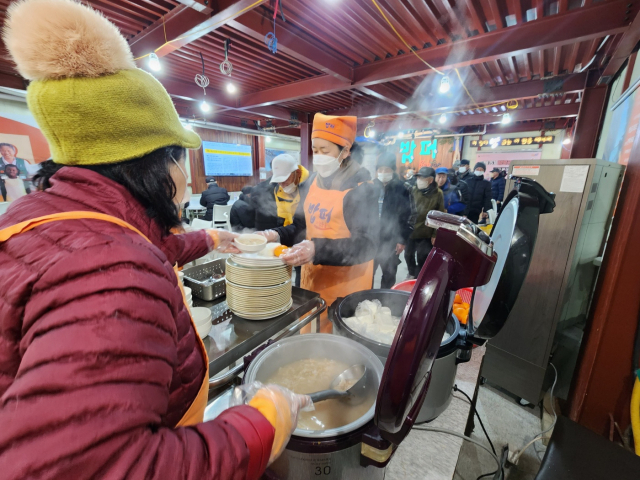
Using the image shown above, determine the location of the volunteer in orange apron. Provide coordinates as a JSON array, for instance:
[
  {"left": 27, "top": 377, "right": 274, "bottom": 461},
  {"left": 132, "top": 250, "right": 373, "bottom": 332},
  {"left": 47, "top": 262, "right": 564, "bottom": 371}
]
[
  {"left": 0, "top": 2, "right": 308, "bottom": 479},
  {"left": 261, "top": 114, "right": 379, "bottom": 332}
]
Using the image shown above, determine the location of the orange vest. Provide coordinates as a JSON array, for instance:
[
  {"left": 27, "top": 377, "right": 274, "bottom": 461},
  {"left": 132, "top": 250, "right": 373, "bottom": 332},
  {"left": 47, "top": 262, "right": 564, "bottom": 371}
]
[
  {"left": 301, "top": 178, "right": 374, "bottom": 332},
  {"left": 0, "top": 211, "right": 209, "bottom": 427}
]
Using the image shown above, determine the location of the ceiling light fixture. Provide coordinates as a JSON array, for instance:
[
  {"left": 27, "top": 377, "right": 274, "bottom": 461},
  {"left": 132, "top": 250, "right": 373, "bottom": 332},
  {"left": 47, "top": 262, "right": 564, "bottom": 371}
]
[
  {"left": 563, "top": 137, "right": 571, "bottom": 145},
  {"left": 439, "top": 114, "right": 447, "bottom": 124},
  {"left": 501, "top": 113, "right": 512, "bottom": 124},
  {"left": 398, "top": 132, "right": 404, "bottom": 139},
  {"left": 148, "top": 53, "right": 161, "bottom": 72},
  {"left": 226, "top": 82, "right": 237, "bottom": 94},
  {"left": 200, "top": 100, "right": 211, "bottom": 112},
  {"left": 183, "top": 122, "right": 193, "bottom": 131},
  {"left": 439, "top": 76, "right": 450, "bottom": 94},
  {"left": 265, "top": 136, "right": 271, "bottom": 143}
]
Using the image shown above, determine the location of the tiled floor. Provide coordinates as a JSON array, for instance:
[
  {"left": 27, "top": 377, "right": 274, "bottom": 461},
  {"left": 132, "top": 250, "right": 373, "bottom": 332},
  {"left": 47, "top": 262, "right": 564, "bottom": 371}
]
[{"left": 453, "top": 383, "right": 546, "bottom": 480}]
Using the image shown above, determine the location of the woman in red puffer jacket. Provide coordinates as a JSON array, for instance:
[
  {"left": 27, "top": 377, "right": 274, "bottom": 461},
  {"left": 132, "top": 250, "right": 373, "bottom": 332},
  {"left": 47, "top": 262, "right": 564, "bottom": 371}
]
[{"left": 0, "top": 0, "right": 308, "bottom": 478}]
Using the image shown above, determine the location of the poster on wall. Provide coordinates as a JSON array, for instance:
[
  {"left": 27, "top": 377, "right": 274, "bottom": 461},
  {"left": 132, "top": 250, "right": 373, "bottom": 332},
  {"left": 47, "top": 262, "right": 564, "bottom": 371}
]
[
  {"left": 475, "top": 151, "right": 543, "bottom": 179},
  {"left": 602, "top": 88, "right": 640, "bottom": 165},
  {"left": 1, "top": 113, "right": 50, "bottom": 203},
  {"left": 395, "top": 136, "right": 458, "bottom": 175}
]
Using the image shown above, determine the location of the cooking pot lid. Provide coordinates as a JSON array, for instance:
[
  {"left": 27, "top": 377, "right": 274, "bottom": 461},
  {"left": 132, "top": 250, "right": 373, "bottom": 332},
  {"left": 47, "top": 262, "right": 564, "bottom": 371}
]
[
  {"left": 469, "top": 177, "right": 555, "bottom": 339},
  {"left": 374, "top": 176, "right": 554, "bottom": 444}
]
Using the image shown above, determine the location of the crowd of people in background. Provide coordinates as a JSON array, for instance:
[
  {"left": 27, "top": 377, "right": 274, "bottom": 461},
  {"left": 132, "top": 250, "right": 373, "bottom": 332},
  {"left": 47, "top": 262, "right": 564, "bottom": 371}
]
[{"left": 194, "top": 152, "right": 508, "bottom": 288}]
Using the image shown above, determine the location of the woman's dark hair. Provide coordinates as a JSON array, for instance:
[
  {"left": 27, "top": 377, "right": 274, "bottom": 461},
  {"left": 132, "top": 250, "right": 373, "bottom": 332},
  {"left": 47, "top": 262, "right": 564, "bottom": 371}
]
[{"left": 33, "top": 146, "right": 186, "bottom": 234}]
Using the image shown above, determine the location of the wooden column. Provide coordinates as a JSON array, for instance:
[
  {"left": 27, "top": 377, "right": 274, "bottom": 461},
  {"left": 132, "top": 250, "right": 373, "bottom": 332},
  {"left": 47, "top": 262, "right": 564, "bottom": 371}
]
[
  {"left": 570, "top": 83, "right": 608, "bottom": 158},
  {"left": 568, "top": 124, "right": 640, "bottom": 435},
  {"left": 300, "top": 121, "right": 313, "bottom": 169}
]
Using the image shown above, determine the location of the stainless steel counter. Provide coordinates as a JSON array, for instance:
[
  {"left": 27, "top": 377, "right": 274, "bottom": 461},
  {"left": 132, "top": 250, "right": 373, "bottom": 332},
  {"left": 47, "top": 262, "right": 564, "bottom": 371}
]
[{"left": 194, "top": 287, "right": 324, "bottom": 377}]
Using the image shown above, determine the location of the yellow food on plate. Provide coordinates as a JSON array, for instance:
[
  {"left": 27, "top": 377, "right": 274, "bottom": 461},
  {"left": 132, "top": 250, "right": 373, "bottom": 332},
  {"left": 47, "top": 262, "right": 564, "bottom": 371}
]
[{"left": 274, "top": 245, "right": 289, "bottom": 257}]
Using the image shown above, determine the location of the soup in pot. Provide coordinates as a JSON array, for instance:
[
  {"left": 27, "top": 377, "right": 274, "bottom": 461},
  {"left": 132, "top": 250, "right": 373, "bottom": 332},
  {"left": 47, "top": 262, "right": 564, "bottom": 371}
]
[{"left": 266, "top": 358, "right": 375, "bottom": 431}]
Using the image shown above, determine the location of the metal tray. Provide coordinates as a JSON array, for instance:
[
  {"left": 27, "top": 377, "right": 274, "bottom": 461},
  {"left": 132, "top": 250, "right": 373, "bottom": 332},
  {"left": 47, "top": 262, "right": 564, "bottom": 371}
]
[{"left": 183, "top": 260, "right": 226, "bottom": 301}]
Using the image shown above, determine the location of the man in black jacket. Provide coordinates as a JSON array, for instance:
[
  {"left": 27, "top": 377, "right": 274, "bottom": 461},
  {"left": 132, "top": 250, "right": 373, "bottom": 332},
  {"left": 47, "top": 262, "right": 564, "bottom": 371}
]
[
  {"left": 200, "top": 179, "right": 230, "bottom": 221},
  {"left": 456, "top": 159, "right": 472, "bottom": 183},
  {"left": 464, "top": 162, "right": 493, "bottom": 224},
  {"left": 373, "top": 154, "right": 416, "bottom": 288},
  {"left": 230, "top": 185, "right": 255, "bottom": 232}
]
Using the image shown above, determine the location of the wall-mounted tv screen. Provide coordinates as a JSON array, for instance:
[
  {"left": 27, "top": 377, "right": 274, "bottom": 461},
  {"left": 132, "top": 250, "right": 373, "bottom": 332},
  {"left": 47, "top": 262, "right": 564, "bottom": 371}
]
[{"left": 202, "top": 141, "right": 253, "bottom": 176}]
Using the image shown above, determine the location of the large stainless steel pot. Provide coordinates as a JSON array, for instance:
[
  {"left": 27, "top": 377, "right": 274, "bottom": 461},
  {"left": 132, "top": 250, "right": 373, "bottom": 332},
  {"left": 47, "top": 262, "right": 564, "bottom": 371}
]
[
  {"left": 331, "top": 289, "right": 468, "bottom": 423},
  {"left": 244, "top": 334, "right": 385, "bottom": 479}
]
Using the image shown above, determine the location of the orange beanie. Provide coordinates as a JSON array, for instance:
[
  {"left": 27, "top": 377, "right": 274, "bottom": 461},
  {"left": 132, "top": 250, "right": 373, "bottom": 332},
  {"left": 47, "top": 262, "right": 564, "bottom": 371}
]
[{"left": 311, "top": 113, "right": 357, "bottom": 147}]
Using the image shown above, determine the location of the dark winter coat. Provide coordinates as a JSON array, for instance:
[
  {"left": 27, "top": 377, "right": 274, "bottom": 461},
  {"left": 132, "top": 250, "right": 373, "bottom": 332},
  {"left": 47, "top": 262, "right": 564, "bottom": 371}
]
[
  {"left": 230, "top": 193, "right": 255, "bottom": 231},
  {"left": 373, "top": 175, "right": 415, "bottom": 247},
  {"left": 441, "top": 178, "right": 468, "bottom": 214},
  {"left": 491, "top": 175, "right": 506, "bottom": 203},
  {"left": 200, "top": 183, "right": 230, "bottom": 221},
  {"left": 275, "top": 165, "right": 379, "bottom": 267},
  {"left": 410, "top": 184, "right": 446, "bottom": 240},
  {"left": 0, "top": 167, "right": 274, "bottom": 480},
  {"left": 464, "top": 175, "right": 493, "bottom": 218},
  {"left": 252, "top": 171, "right": 310, "bottom": 232}
]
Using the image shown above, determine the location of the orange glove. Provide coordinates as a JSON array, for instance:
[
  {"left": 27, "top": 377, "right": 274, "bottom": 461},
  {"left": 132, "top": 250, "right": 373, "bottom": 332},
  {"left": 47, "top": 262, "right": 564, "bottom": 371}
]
[{"left": 232, "top": 382, "right": 313, "bottom": 464}]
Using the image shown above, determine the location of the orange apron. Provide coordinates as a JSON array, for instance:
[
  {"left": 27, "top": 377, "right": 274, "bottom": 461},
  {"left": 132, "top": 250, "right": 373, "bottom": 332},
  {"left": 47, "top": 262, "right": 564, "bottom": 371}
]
[
  {"left": 0, "top": 211, "right": 209, "bottom": 427},
  {"left": 302, "top": 178, "right": 374, "bottom": 333}
]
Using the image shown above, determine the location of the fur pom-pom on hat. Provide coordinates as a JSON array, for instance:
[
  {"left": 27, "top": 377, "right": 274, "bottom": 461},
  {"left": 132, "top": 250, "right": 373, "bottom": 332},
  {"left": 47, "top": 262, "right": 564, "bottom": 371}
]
[{"left": 3, "top": 0, "right": 135, "bottom": 80}]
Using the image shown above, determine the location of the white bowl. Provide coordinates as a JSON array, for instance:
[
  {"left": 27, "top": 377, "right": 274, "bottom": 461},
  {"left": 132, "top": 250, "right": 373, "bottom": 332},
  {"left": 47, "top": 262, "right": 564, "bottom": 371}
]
[
  {"left": 191, "top": 306, "right": 212, "bottom": 326},
  {"left": 234, "top": 234, "right": 267, "bottom": 253},
  {"left": 196, "top": 321, "right": 212, "bottom": 339},
  {"left": 183, "top": 286, "right": 192, "bottom": 297}
]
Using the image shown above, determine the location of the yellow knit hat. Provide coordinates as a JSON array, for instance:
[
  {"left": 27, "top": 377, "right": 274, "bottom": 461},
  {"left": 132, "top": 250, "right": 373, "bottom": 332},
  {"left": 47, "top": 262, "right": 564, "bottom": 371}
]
[{"left": 3, "top": 0, "right": 201, "bottom": 165}]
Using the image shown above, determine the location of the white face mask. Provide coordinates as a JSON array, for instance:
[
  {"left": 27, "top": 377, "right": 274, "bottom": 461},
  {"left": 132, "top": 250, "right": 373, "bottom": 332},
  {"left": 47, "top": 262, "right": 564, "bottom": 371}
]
[
  {"left": 313, "top": 149, "right": 344, "bottom": 178},
  {"left": 458, "top": 166, "right": 468, "bottom": 174},
  {"left": 474, "top": 170, "right": 484, "bottom": 177},
  {"left": 170, "top": 154, "right": 190, "bottom": 207},
  {"left": 281, "top": 183, "right": 298, "bottom": 195},
  {"left": 416, "top": 178, "right": 430, "bottom": 190},
  {"left": 377, "top": 172, "right": 393, "bottom": 183}
]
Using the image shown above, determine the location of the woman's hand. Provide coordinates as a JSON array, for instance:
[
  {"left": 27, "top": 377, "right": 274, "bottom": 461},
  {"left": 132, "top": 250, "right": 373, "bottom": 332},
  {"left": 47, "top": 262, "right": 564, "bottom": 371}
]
[
  {"left": 232, "top": 382, "right": 313, "bottom": 464},
  {"left": 279, "top": 240, "right": 315, "bottom": 266},
  {"left": 256, "top": 230, "right": 280, "bottom": 243},
  {"left": 206, "top": 229, "right": 241, "bottom": 253},
  {"left": 395, "top": 243, "right": 405, "bottom": 255}
]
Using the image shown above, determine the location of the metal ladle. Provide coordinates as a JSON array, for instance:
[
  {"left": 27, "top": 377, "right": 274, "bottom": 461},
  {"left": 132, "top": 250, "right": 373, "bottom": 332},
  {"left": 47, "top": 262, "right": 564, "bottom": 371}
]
[{"left": 308, "top": 364, "right": 367, "bottom": 405}]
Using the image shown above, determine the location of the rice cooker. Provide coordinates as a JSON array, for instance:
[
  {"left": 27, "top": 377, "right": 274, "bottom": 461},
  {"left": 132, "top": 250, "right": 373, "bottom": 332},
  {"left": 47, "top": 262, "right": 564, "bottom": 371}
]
[
  {"left": 207, "top": 177, "right": 555, "bottom": 479},
  {"left": 331, "top": 289, "right": 466, "bottom": 423}
]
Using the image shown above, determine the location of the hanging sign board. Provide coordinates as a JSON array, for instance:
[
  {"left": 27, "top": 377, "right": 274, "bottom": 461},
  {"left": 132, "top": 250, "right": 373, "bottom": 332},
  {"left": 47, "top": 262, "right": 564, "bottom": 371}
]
[{"left": 471, "top": 135, "right": 555, "bottom": 147}]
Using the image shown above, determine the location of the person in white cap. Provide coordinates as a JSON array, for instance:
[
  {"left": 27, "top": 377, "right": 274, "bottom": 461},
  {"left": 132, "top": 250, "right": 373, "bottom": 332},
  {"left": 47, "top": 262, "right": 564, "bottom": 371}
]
[
  {"left": 252, "top": 154, "right": 310, "bottom": 286},
  {"left": 253, "top": 154, "right": 310, "bottom": 231}
]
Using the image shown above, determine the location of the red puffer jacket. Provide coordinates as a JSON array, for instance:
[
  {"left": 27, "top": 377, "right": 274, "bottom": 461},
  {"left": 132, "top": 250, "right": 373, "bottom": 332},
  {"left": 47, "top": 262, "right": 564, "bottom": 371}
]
[{"left": 0, "top": 167, "right": 274, "bottom": 479}]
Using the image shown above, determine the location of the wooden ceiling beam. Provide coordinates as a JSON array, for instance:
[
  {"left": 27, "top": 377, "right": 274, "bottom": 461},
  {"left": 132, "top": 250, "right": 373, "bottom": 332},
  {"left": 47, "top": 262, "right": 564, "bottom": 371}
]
[
  {"left": 326, "top": 73, "right": 586, "bottom": 119},
  {"left": 128, "top": 0, "right": 268, "bottom": 59},
  {"left": 599, "top": 11, "right": 640, "bottom": 84},
  {"left": 237, "top": 0, "right": 635, "bottom": 109},
  {"left": 227, "top": 9, "right": 352, "bottom": 82}
]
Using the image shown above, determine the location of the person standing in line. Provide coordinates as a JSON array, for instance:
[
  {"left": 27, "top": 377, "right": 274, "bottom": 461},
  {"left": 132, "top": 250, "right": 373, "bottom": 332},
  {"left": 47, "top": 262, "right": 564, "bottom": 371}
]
[
  {"left": 456, "top": 159, "right": 472, "bottom": 183},
  {"left": 373, "top": 153, "right": 415, "bottom": 288},
  {"left": 464, "top": 162, "right": 493, "bottom": 224},
  {"left": 435, "top": 167, "right": 467, "bottom": 215},
  {"left": 230, "top": 185, "right": 255, "bottom": 231},
  {"left": 405, "top": 167, "right": 445, "bottom": 279},
  {"left": 490, "top": 167, "right": 507, "bottom": 208},
  {"left": 200, "top": 178, "right": 230, "bottom": 221}
]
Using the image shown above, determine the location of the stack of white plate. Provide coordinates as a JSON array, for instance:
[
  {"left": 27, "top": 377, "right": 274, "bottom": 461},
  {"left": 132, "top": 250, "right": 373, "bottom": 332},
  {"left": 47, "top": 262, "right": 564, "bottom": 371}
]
[
  {"left": 184, "top": 286, "right": 193, "bottom": 310},
  {"left": 191, "top": 306, "right": 212, "bottom": 339},
  {"left": 226, "top": 256, "right": 293, "bottom": 320}
]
